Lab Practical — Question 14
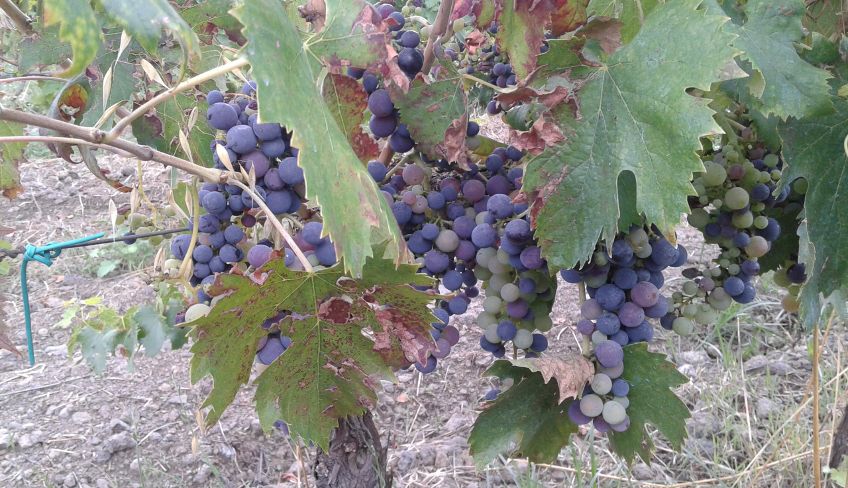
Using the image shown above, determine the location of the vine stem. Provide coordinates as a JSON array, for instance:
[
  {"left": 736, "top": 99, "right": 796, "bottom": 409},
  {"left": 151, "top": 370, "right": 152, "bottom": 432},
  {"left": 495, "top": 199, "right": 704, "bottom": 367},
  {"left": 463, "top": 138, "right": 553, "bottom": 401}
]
[
  {"left": 0, "top": 0, "right": 34, "bottom": 34},
  {"left": 377, "top": 143, "right": 394, "bottom": 165},
  {"left": 0, "top": 135, "right": 135, "bottom": 158},
  {"left": 102, "top": 57, "right": 249, "bottom": 144},
  {"left": 577, "top": 281, "right": 590, "bottom": 357},
  {"left": 0, "top": 76, "right": 68, "bottom": 84},
  {"left": 461, "top": 73, "right": 503, "bottom": 92},
  {"left": 226, "top": 179, "right": 314, "bottom": 273},
  {"left": 420, "top": 0, "right": 454, "bottom": 75},
  {"left": 0, "top": 107, "right": 224, "bottom": 182}
]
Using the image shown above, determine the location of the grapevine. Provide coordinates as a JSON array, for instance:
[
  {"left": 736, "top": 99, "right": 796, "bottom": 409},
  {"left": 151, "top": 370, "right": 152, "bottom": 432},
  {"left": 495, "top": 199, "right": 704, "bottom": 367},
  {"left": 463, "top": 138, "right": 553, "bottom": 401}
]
[{"left": 0, "top": 0, "right": 846, "bottom": 485}]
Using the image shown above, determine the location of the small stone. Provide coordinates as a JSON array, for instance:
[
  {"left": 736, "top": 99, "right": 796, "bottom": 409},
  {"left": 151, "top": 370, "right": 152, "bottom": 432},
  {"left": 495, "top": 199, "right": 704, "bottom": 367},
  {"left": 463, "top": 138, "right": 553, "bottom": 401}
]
[
  {"left": 766, "top": 361, "right": 793, "bottom": 376},
  {"left": 678, "top": 364, "right": 697, "bottom": 378},
  {"left": 63, "top": 473, "right": 77, "bottom": 487},
  {"left": 37, "top": 328, "right": 49, "bottom": 338},
  {"left": 18, "top": 432, "right": 43, "bottom": 449},
  {"left": 72, "top": 411, "right": 92, "bottom": 424},
  {"left": 110, "top": 419, "right": 130, "bottom": 433},
  {"left": 166, "top": 394, "right": 187, "bottom": 405},
  {"left": 434, "top": 450, "right": 450, "bottom": 468},
  {"left": 445, "top": 413, "right": 472, "bottom": 432},
  {"left": 52, "top": 473, "right": 65, "bottom": 485},
  {"left": 193, "top": 465, "right": 212, "bottom": 484},
  {"left": 395, "top": 393, "right": 409, "bottom": 403},
  {"left": 59, "top": 406, "right": 72, "bottom": 418},
  {"left": 218, "top": 444, "right": 236, "bottom": 460},
  {"left": 0, "top": 432, "right": 14, "bottom": 449},
  {"left": 677, "top": 350, "right": 709, "bottom": 365},
  {"left": 743, "top": 355, "right": 768, "bottom": 372},
  {"left": 95, "top": 479, "right": 109, "bottom": 488},
  {"left": 395, "top": 450, "right": 417, "bottom": 473},
  {"left": 380, "top": 380, "right": 395, "bottom": 393},
  {"left": 755, "top": 397, "right": 779, "bottom": 418},
  {"left": 157, "top": 383, "right": 172, "bottom": 393},
  {"left": 94, "top": 449, "right": 112, "bottom": 464},
  {"left": 129, "top": 459, "right": 140, "bottom": 473},
  {"left": 631, "top": 463, "right": 654, "bottom": 480},
  {"left": 104, "top": 432, "right": 136, "bottom": 454}
]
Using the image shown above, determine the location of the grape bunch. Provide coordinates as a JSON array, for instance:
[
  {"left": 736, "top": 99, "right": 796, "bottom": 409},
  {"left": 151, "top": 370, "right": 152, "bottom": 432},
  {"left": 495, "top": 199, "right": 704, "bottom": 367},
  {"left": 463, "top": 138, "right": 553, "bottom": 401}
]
[
  {"left": 560, "top": 226, "right": 688, "bottom": 433},
  {"left": 367, "top": 142, "right": 556, "bottom": 372},
  {"left": 671, "top": 128, "right": 807, "bottom": 323},
  {"left": 169, "top": 82, "right": 340, "bottom": 370}
]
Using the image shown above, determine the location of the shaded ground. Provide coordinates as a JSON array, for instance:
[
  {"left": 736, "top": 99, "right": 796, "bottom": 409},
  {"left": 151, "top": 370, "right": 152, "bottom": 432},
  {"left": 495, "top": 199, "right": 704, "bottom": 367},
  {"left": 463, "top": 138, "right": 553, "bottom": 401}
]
[{"left": 0, "top": 155, "right": 844, "bottom": 487}]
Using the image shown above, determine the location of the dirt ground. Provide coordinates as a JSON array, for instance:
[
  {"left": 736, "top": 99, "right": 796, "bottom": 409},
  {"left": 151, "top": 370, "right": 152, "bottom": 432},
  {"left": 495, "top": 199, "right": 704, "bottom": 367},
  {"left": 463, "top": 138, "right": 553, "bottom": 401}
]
[{"left": 0, "top": 155, "right": 845, "bottom": 488}]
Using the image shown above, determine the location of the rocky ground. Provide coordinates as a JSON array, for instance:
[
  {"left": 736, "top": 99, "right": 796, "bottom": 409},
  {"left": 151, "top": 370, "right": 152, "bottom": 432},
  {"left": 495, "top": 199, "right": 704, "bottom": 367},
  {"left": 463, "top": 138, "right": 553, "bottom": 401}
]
[{"left": 0, "top": 155, "right": 844, "bottom": 487}]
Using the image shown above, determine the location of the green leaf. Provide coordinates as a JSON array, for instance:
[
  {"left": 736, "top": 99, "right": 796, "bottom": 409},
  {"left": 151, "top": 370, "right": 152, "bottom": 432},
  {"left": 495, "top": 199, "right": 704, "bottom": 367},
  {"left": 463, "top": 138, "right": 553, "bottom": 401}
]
[
  {"left": 305, "top": 0, "right": 392, "bottom": 71},
  {"left": 132, "top": 94, "right": 214, "bottom": 166},
  {"left": 469, "top": 360, "right": 578, "bottom": 466},
  {"left": 393, "top": 64, "right": 468, "bottom": 164},
  {"left": 523, "top": 0, "right": 737, "bottom": 269},
  {"left": 179, "top": 0, "right": 243, "bottom": 41},
  {"left": 135, "top": 306, "right": 168, "bottom": 357},
  {"left": 0, "top": 120, "right": 26, "bottom": 199},
  {"left": 495, "top": 0, "right": 555, "bottom": 80},
  {"left": 322, "top": 74, "right": 379, "bottom": 162},
  {"left": 99, "top": 0, "right": 201, "bottom": 70},
  {"left": 233, "top": 0, "right": 408, "bottom": 276},
  {"left": 608, "top": 343, "right": 689, "bottom": 464},
  {"left": 18, "top": 27, "right": 72, "bottom": 72},
  {"left": 43, "top": 0, "right": 102, "bottom": 77},
  {"left": 586, "top": 0, "right": 660, "bottom": 44},
  {"left": 188, "top": 253, "right": 436, "bottom": 447},
  {"left": 778, "top": 95, "right": 848, "bottom": 327},
  {"left": 723, "top": 0, "right": 833, "bottom": 119}
]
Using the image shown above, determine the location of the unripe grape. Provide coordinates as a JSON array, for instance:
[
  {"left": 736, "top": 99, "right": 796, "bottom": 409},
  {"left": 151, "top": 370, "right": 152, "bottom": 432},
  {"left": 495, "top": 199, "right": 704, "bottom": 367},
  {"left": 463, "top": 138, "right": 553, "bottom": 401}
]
[
  {"left": 602, "top": 400, "right": 627, "bottom": 425},
  {"left": 485, "top": 324, "right": 502, "bottom": 344},
  {"left": 612, "top": 396, "right": 630, "bottom": 409},
  {"left": 635, "top": 244, "right": 652, "bottom": 259},
  {"left": 702, "top": 161, "right": 727, "bottom": 186},
  {"left": 591, "top": 330, "right": 607, "bottom": 345},
  {"left": 724, "top": 187, "right": 749, "bottom": 210},
  {"left": 745, "top": 235, "right": 769, "bottom": 258},
  {"left": 732, "top": 211, "right": 753, "bottom": 229},
  {"left": 782, "top": 294, "right": 800, "bottom": 313},
  {"left": 535, "top": 315, "right": 553, "bottom": 332},
  {"left": 452, "top": 18, "right": 465, "bottom": 32},
  {"left": 763, "top": 154, "right": 779, "bottom": 168},
  {"left": 514, "top": 329, "right": 533, "bottom": 349},
  {"left": 672, "top": 317, "right": 695, "bottom": 335},
  {"left": 477, "top": 311, "right": 497, "bottom": 328},
  {"left": 773, "top": 268, "right": 791, "bottom": 287},
  {"left": 500, "top": 283, "right": 521, "bottom": 302},
  {"left": 688, "top": 208, "right": 710, "bottom": 228},
  {"left": 591, "top": 373, "right": 612, "bottom": 395},
  {"left": 580, "top": 394, "right": 604, "bottom": 417},
  {"left": 754, "top": 215, "right": 769, "bottom": 229},
  {"left": 483, "top": 296, "right": 502, "bottom": 314},
  {"left": 682, "top": 281, "right": 699, "bottom": 296}
]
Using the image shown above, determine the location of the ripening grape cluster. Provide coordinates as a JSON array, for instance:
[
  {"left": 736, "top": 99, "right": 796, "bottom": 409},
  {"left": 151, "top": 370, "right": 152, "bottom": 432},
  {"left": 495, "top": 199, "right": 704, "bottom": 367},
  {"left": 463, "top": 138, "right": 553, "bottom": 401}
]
[
  {"left": 366, "top": 141, "right": 557, "bottom": 373},
  {"left": 559, "top": 226, "right": 689, "bottom": 433},
  {"left": 674, "top": 135, "right": 807, "bottom": 324},
  {"left": 169, "top": 81, "right": 340, "bottom": 368}
]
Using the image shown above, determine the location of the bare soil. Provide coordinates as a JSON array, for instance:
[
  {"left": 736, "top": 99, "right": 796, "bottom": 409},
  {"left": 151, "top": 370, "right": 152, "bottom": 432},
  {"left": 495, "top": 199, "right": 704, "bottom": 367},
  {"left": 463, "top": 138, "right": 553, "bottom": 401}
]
[{"left": 0, "top": 156, "right": 844, "bottom": 487}]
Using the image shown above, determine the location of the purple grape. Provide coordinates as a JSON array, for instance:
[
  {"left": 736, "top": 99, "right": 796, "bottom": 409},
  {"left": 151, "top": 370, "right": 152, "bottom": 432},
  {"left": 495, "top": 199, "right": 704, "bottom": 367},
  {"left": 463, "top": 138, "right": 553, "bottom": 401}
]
[
  {"left": 399, "top": 30, "right": 420, "bottom": 48},
  {"left": 617, "top": 302, "right": 645, "bottom": 327},
  {"left": 315, "top": 241, "right": 337, "bottom": 266},
  {"left": 441, "top": 325, "right": 460, "bottom": 345},
  {"left": 787, "top": 263, "right": 806, "bottom": 283},
  {"left": 242, "top": 150, "right": 271, "bottom": 178},
  {"left": 519, "top": 246, "right": 543, "bottom": 269},
  {"left": 611, "top": 379, "right": 629, "bottom": 397},
  {"left": 368, "top": 89, "right": 394, "bottom": 117},
  {"left": 223, "top": 225, "right": 244, "bottom": 245},
  {"left": 206, "top": 90, "right": 224, "bottom": 105},
  {"left": 644, "top": 295, "right": 668, "bottom": 319},
  {"left": 506, "top": 299, "right": 529, "bottom": 319},
  {"left": 362, "top": 73, "right": 379, "bottom": 94},
  {"left": 630, "top": 282, "right": 659, "bottom": 307},
  {"left": 576, "top": 319, "right": 595, "bottom": 335},
  {"left": 568, "top": 401, "right": 591, "bottom": 425},
  {"left": 530, "top": 333, "right": 548, "bottom": 352},
  {"left": 471, "top": 223, "right": 497, "bottom": 248},
  {"left": 302, "top": 221, "right": 325, "bottom": 246},
  {"left": 625, "top": 320, "right": 653, "bottom": 343},
  {"left": 462, "top": 180, "right": 486, "bottom": 202},
  {"left": 367, "top": 161, "right": 388, "bottom": 182},
  {"left": 723, "top": 276, "right": 745, "bottom": 297},
  {"left": 595, "top": 340, "right": 623, "bottom": 368},
  {"left": 447, "top": 296, "right": 468, "bottom": 314},
  {"left": 486, "top": 174, "right": 512, "bottom": 195},
  {"left": 266, "top": 190, "right": 293, "bottom": 214},
  {"left": 251, "top": 120, "right": 282, "bottom": 141},
  {"left": 596, "top": 284, "right": 625, "bottom": 311},
  {"left": 596, "top": 312, "right": 621, "bottom": 335},
  {"left": 497, "top": 321, "right": 517, "bottom": 341},
  {"left": 486, "top": 193, "right": 513, "bottom": 220},
  {"left": 415, "top": 355, "right": 437, "bottom": 373},
  {"left": 398, "top": 47, "right": 423, "bottom": 75},
  {"left": 247, "top": 244, "right": 273, "bottom": 267},
  {"left": 226, "top": 125, "right": 258, "bottom": 154},
  {"left": 202, "top": 191, "right": 228, "bottom": 215},
  {"left": 560, "top": 269, "right": 582, "bottom": 284},
  {"left": 442, "top": 270, "right": 463, "bottom": 290},
  {"left": 278, "top": 157, "right": 304, "bottom": 185},
  {"left": 257, "top": 336, "right": 286, "bottom": 365},
  {"left": 369, "top": 114, "right": 397, "bottom": 138},
  {"left": 424, "top": 250, "right": 450, "bottom": 274},
  {"left": 207, "top": 102, "right": 239, "bottom": 130}
]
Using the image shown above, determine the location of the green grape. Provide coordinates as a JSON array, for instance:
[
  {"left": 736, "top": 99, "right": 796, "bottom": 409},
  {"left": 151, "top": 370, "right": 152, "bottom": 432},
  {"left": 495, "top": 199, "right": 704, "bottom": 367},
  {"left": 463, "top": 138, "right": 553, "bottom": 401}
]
[
  {"left": 580, "top": 394, "right": 604, "bottom": 417},
  {"left": 719, "top": 258, "right": 731, "bottom": 268},
  {"left": 485, "top": 324, "right": 502, "bottom": 344},
  {"left": 591, "top": 330, "right": 607, "bottom": 345},
  {"left": 599, "top": 362, "right": 624, "bottom": 379},
  {"left": 763, "top": 153, "right": 779, "bottom": 168},
  {"left": 708, "top": 288, "right": 732, "bottom": 310},
  {"left": 477, "top": 311, "right": 497, "bottom": 328},
  {"left": 514, "top": 329, "right": 533, "bottom": 349},
  {"left": 712, "top": 199, "right": 724, "bottom": 208},
  {"left": 593, "top": 251, "right": 609, "bottom": 266},
  {"left": 672, "top": 317, "right": 695, "bottom": 335},
  {"left": 695, "top": 304, "right": 718, "bottom": 324},
  {"left": 591, "top": 373, "right": 612, "bottom": 395},
  {"left": 500, "top": 283, "right": 521, "bottom": 302},
  {"left": 628, "top": 227, "right": 649, "bottom": 247},
  {"left": 496, "top": 249, "right": 511, "bottom": 265},
  {"left": 751, "top": 202, "right": 766, "bottom": 212},
  {"left": 535, "top": 315, "right": 553, "bottom": 332},
  {"left": 702, "top": 161, "right": 727, "bottom": 186},
  {"left": 612, "top": 396, "right": 630, "bottom": 409},
  {"left": 483, "top": 296, "right": 502, "bottom": 314},
  {"left": 602, "top": 401, "right": 627, "bottom": 425},
  {"left": 773, "top": 268, "right": 791, "bottom": 287},
  {"left": 732, "top": 211, "right": 753, "bottom": 229},
  {"left": 745, "top": 235, "right": 769, "bottom": 258},
  {"left": 724, "top": 187, "right": 749, "bottom": 210},
  {"left": 699, "top": 196, "right": 711, "bottom": 205},
  {"left": 793, "top": 178, "right": 808, "bottom": 194},
  {"left": 475, "top": 266, "right": 493, "bottom": 281},
  {"left": 451, "top": 18, "right": 465, "bottom": 32},
  {"left": 488, "top": 258, "right": 508, "bottom": 274},
  {"left": 682, "top": 280, "right": 699, "bottom": 296},
  {"left": 727, "top": 263, "right": 740, "bottom": 275},
  {"left": 488, "top": 273, "right": 510, "bottom": 294},
  {"left": 770, "top": 169, "right": 782, "bottom": 181},
  {"left": 585, "top": 273, "right": 608, "bottom": 288},
  {"left": 683, "top": 304, "right": 699, "bottom": 318},
  {"left": 466, "top": 135, "right": 481, "bottom": 150},
  {"left": 635, "top": 244, "right": 652, "bottom": 259},
  {"left": 688, "top": 208, "right": 710, "bottom": 228}
]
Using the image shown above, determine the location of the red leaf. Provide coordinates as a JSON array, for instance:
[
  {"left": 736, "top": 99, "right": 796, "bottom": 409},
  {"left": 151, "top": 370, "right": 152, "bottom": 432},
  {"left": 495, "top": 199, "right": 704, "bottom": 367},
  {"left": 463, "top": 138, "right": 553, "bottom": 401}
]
[
  {"left": 551, "top": 0, "right": 589, "bottom": 36},
  {"left": 510, "top": 114, "right": 565, "bottom": 155},
  {"left": 322, "top": 74, "right": 380, "bottom": 162}
]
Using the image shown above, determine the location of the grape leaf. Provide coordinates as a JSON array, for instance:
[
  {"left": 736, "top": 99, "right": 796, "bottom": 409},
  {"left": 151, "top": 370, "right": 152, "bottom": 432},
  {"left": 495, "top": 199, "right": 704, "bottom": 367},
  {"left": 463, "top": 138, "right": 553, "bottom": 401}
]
[
  {"left": 67, "top": 307, "right": 139, "bottom": 373},
  {"left": 804, "top": 0, "right": 848, "bottom": 38},
  {"left": 18, "top": 27, "right": 72, "bottom": 72},
  {"left": 551, "top": 0, "right": 589, "bottom": 36},
  {"left": 495, "top": 0, "right": 554, "bottom": 80},
  {"left": 469, "top": 360, "right": 578, "bottom": 466},
  {"left": 188, "top": 253, "right": 435, "bottom": 447},
  {"left": 510, "top": 354, "right": 594, "bottom": 403},
  {"left": 0, "top": 120, "right": 26, "bottom": 199},
  {"left": 718, "top": 0, "right": 833, "bottom": 119},
  {"left": 43, "top": 0, "right": 103, "bottom": 77},
  {"left": 179, "top": 0, "right": 244, "bottom": 43},
  {"left": 608, "top": 343, "right": 689, "bottom": 464},
  {"left": 234, "top": 0, "right": 409, "bottom": 276},
  {"left": 305, "top": 0, "right": 392, "bottom": 72},
  {"left": 586, "top": 0, "right": 660, "bottom": 44},
  {"left": 778, "top": 95, "right": 848, "bottom": 327},
  {"left": 523, "top": 0, "right": 737, "bottom": 269},
  {"left": 99, "top": 0, "right": 201, "bottom": 69},
  {"left": 132, "top": 93, "right": 215, "bottom": 166},
  {"left": 322, "top": 74, "right": 380, "bottom": 162},
  {"left": 393, "top": 65, "right": 469, "bottom": 164}
]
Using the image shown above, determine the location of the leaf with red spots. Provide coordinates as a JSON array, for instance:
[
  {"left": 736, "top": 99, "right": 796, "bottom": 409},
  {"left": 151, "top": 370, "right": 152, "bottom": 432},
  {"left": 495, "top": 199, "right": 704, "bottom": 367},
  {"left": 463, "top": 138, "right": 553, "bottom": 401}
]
[
  {"left": 551, "top": 0, "right": 589, "bottom": 35},
  {"left": 322, "top": 74, "right": 380, "bottom": 162},
  {"left": 187, "top": 248, "right": 436, "bottom": 449},
  {"left": 495, "top": 0, "right": 557, "bottom": 80},
  {"left": 0, "top": 120, "right": 26, "bottom": 199},
  {"left": 392, "top": 62, "right": 469, "bottom": 165}
]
